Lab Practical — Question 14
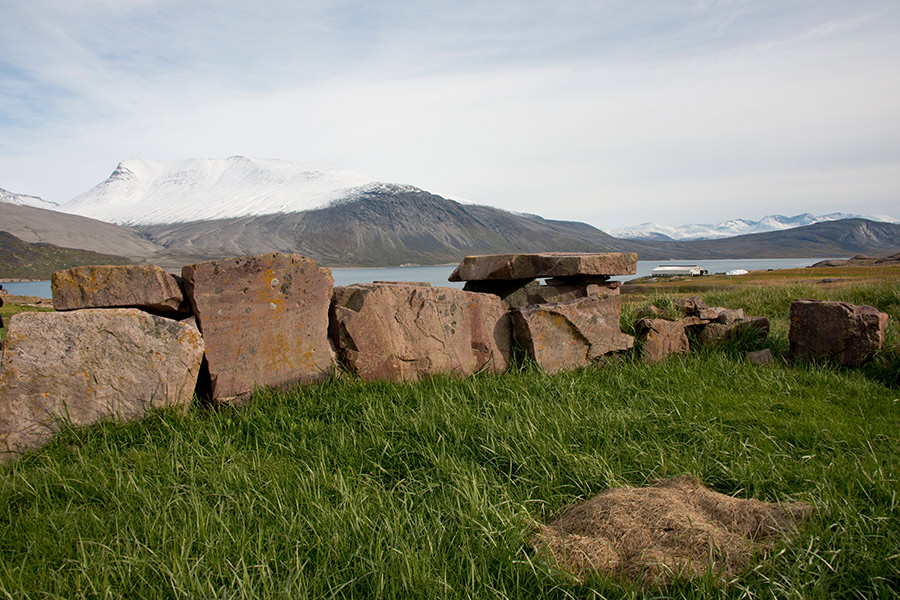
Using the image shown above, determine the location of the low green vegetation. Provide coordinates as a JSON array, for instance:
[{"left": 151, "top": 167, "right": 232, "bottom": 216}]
[{"left": 1, "top": 281, "right": 898, "bottom": 598}]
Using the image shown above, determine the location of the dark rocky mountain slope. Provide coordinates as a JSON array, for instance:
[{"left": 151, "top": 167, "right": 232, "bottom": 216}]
[
  {"left": 5, "top": 184, "right": 900, "bottom": 268},
  {"left": 136, "top": 186, "right": 636, "bottom": 266}
]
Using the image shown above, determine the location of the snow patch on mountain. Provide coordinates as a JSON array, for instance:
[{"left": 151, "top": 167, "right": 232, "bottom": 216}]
[
  {"left": 58, "top": 156, "right": 411, "bottom": 225},
  {"left": 0, "top": 187, "right": 59, "bottom": 210},
  {"left": 608, "top": 213, "right": 900, "bottom": 241}
]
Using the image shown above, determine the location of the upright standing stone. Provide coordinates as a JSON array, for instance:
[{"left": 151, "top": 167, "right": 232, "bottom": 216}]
[
  {"left": 182, "top": 253, "right": 334, "bottom": 402},
  {"left": 51, "top": 264, "right": 189, "bottom": 315},
  {"left": 0, "top": 309, "right": 204, "bottom": 462},
  {"left": 449, "top": 252, "right": 637, "bottom": 282},
  {"left": 789, "top": 299, "right": 888, "bottom": 366},
  {"left": 330, "top": 284, "right": 510, "bottom": 381},
  {"left": 511, "top": 296, "right": 633, "bottom": 374}
]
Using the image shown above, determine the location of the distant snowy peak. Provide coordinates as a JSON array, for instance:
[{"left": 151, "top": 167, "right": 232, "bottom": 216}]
[
  {"left": 0, "top": 187, "right": 59, "bottom": 210},
  {"left": 608, "top": 213, "right": 900, "bottom": 241},
  {"left": 58, "top": 156, "right": 419, "bottom": 225}
]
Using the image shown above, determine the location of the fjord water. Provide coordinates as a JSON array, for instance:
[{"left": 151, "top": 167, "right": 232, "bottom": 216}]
[{"left": 2, "top": 258, "right": 837, "bottom": 299}]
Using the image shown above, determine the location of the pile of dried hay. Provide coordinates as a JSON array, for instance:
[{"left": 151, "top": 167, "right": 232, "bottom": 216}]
[{"left": 531, "top": 475, "right": 811, "bottom": 587}]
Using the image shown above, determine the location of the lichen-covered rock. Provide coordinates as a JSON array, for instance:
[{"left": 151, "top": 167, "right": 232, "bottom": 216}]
[
  {"left": 51, "top": 264, "right": 189, "bottom": 315},
  {"left": 449, "top": 252, "right": 637, "bottom": 282},
  {"left": 0, "top": 309, "right": 204, "bottom": 462},
  {"left": 182, "top": 253, "right": 334, "bottom": 402},
  {"left": 330, "top": 284, "right": 510, "bottom": 381},
  {"left": 511, "top": 296, "right": 633, "bottom": 373},
  {"left": 789, "top": 299, "right": 888, "bottom": 366},
  {"left": 638, "top": 318, "right": 690, "bottom": 363}
]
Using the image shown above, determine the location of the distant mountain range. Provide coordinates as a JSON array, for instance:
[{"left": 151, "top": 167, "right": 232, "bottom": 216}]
[
  {"left": 608, "top": 213, "right": 900, "bottom": 241},
  {"left": 2, "top": 157, "right": 900, "bottom": 273},
  {"left": 0, "top": 187, "right": 59, "bottom": 211},
  {"left": 59, "top": 156, "right": 414, "bottom": 225}
]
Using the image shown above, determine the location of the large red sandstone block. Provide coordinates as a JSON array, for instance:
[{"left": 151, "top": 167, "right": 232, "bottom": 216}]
[
  {"left": 789, "top": 299, "right": 888, "bottom": 366},
  {"left": 0, "top": 309, "right": 204, "bottom": 462},
  {"left": 449, "top": 252, "right": 637, "bottom": 281},
  {"left": 511, "top": 296, "right": 633, "bottom": 374},
  {"left": 182, "top": 253, "right": 334, "bottom": 402},
  {"left": 51, "top": 264, "right": 189, "bottom": 314},
  {"left": 330, "top": 283, "right": 510, "bottom": 381}
]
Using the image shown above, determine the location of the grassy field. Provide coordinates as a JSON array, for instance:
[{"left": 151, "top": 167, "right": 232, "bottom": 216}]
[{"left": 0, "top": 277, "right": 898, "bottom": 598}]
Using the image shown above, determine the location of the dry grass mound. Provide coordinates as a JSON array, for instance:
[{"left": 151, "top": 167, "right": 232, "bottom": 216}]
[{"left": 531, "top": 475, "right": 811, "bottom": 588}]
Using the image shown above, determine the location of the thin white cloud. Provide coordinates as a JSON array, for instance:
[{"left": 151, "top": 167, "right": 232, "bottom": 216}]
[{"left": 1, "top": 0, "right": 898, "bottom": 229}]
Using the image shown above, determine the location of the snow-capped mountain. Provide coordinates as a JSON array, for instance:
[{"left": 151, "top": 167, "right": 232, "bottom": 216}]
[
  {"left": 608, "top": 213, "right": 900, "bottom": 241},
  {"left": 59, "top": 156, "right": 419, "bottom": 225},
  {"left": 0, "top": 187, "right": 59, "bottom": 210}
]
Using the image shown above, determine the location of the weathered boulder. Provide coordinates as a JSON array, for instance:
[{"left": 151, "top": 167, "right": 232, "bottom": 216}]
[
  {"left": 182, "top": 253, "right": 335, "bottom": 402},
  {"left": 51, "top": 264, "right": 189, "bottom": 315},
  {"left": 0, "top": 309, "right": 204, "bottom": 462},
  {"left": 511, "top": 296, "right": 633, "bottom": 373},
  {"left": 449, "top": 252, "right": 637, "bottom": 282},
  {"left": 789, "top": 299, "right": 888, "bottom": 366},
  {"left": 698, "top": 316, "right": 770, "bottom": 344},
  {"left": 330, "top": 284, "right": 510, "bottom": 381},
  {"left": 637, "top": 318, "right": 690, "bottom": 363}
]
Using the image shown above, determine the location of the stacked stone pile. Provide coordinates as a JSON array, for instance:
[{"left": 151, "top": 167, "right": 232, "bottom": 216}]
[
  {"left": 1, "top": 264, "right": 206, "bottom": 461},
  {"left": 636, "top": 296, "right": 770, "bottom": 363},
  {"left": 449, "top": 252, "right": 638, "bottom": 373}
]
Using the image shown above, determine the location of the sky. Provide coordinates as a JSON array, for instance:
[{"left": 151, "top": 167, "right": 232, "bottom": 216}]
[{"left": 1, "top": 0, "right": 899, "bottom": 230}]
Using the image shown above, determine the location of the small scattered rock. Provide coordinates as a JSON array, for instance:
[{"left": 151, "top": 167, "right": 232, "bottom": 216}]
[
  {"left": 674, "top": 296, "right": 708, "bottom": 317},
  {"left": 699, "top": 316, "right": 770, "bottom": 344},
  {"left": 637, "top": 318, "right": 690, "bottom": 363},
  {"left": 635, "top": 304, "right": 660, "bottom": 319},
  {"left": 717, "top": 308, "right": 745, "bottom": 324},
  {"left": 746, "top": 348, "right": 774, "bottom": 365}
]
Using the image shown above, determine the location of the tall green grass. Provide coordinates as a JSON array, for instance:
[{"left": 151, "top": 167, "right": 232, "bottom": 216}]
[
  {"left": 2, "top": 354, "right": 898, "bottom": 598},
  {"left": 2, "top": 282, "right": 899, "bottom": 598}
]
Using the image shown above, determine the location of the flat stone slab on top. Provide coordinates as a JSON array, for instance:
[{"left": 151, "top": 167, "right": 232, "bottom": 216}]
[{"left": 448, "top": 252, "right": 637, "bottom": 282}]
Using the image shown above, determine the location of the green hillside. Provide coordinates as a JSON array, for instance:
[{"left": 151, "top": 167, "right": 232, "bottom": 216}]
[{"left": 0, "top": 231, "right": 131, "bottom": 280}]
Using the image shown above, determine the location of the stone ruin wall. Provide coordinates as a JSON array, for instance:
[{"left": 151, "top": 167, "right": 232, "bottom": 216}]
[{"left": 0, "top": 251, "right": 889, "bottom": 462}]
